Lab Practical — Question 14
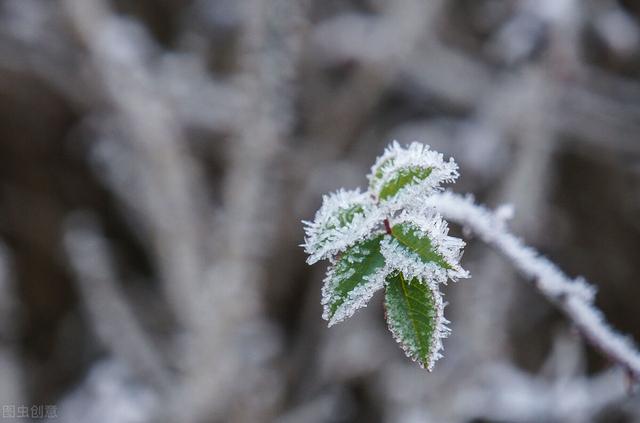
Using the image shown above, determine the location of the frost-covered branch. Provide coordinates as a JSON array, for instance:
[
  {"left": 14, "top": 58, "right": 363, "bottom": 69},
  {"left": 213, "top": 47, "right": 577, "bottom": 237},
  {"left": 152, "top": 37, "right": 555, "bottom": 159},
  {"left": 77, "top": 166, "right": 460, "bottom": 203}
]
[
  {"left": 62, "top": 0, "right": 211, "bottom": 329},
  {"left": 63, "top": 215, "right": 170, "bottom": 389},
  {"left": 305, "top": 140, "right": 640, "bottom": 381},
  {"left": 424, "top": 192, "right": 640, "bottom": 379}
]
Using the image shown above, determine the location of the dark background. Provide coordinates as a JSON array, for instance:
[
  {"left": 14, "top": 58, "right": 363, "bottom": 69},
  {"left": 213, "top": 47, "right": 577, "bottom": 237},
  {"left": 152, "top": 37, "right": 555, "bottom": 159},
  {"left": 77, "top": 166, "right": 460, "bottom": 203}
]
[{"left": 0, "top": 0, "right": 639, "bottom": 422}]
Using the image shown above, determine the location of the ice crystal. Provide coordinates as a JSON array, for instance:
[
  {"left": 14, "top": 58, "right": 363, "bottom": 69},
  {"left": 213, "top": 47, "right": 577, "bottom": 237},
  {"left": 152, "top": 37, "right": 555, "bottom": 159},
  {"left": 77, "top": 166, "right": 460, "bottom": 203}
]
[
  {"left": 321, "top": 235, "right": 388, "bottom": 326},
  {"left": 380, "top": 237, "right": 446, "bottom": 284},
  {"left": 324, "top": 265, "right": 388, "bottom": 326},
  {"left": 421, "top": 192, "right": 596, "bottom": 302},
  {"left": 422, "top": 191, "right": 640, "bottom": 377},
  {"left": 302, "top": 188, "right": 383, "bottom": 264},
  {"left": 368, "top": 141, "right": 459, "bottom": 213},
  {"left": 384, "top": 272, "right": 450, "bottom": 370},
  {"left": 392, "top": 211, "right": 469, "bottom": 282}
]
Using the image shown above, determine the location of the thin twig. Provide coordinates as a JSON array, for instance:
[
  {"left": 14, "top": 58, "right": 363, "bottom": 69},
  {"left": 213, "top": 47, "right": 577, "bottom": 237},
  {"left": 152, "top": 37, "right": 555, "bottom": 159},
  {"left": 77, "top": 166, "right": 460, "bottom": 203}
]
[
  {"left": 425, "top": 192, "right": 640, "bottom": 379},
  {"left": 63, "top": 215, "right": 171, "bottom": 389}
]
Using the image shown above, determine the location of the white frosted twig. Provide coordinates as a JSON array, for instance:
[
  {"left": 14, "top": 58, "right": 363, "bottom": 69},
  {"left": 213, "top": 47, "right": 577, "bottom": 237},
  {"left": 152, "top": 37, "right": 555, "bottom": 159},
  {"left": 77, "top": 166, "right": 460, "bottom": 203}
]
[
  {"left": 63, "top": 215, "right": 171, "bottom": 389},
  {"left": 424, "top": 192, "right": 640, "bottom": 378},
  {"left": 63, "top": 0, "right": 210, "bottom": 331}
]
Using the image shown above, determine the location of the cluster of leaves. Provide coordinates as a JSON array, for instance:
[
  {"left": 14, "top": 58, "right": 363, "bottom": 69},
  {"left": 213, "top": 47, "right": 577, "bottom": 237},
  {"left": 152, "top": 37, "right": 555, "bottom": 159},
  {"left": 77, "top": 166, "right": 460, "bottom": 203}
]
[{"left": 303, "top": 142, "right": 469, "bottom": 370}]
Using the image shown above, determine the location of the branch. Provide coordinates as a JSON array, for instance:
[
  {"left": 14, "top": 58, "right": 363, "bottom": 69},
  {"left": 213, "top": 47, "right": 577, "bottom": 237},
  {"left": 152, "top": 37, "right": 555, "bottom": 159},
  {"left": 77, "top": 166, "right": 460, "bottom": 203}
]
[
  {"left": 62, "top": 0, "right": 211, "bottom": 329},
  {"left": 63, "top": 214, "right": 171, "bottom": 390},
  {"left": 424, "top": 192, "right": 640, "bottom": 379}
]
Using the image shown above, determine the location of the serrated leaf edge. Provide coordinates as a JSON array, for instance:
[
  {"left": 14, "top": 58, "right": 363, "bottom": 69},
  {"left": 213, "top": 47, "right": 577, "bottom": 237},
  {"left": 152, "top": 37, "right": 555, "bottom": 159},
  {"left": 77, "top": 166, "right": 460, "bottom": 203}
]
[
  {"left": 392, "top": 211, "right": 470, "bottom": 282},
  {"left": 384, "top": 273, "right": 450, "bottom": 371},
  {"left": 320, "top": 235, "right": 389, "bottom": 326},
  {"left": 302, "top": 188, "right": 384, "bottom": 264},
  {"left": 367, "top": 141, "right": 459, "bottom": 208},
  {"left": 323, "top": 266, "right": 389, "bottom": 327}
]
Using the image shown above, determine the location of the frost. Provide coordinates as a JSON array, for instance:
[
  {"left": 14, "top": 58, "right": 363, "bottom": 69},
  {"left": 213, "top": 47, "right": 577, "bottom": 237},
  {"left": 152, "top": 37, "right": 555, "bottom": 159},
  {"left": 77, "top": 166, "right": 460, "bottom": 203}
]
[
  {"left": 303, "top": 141, "right": 640, "bottom": 376},
  {"left": 494, "top": 203, "right": 515, "bottom": 224},
  {"left": 321, "top": 235, "right": 388, "bottom": 326},
  {"left": 392, "top": 211, "right": 470, "bottom": 282},
  {"left": 304, "top": 142, "right": 466, "bottom": 371},
  {"left": 384, "top": 272, "right": 450, "bottom": 371},
  {"left": 368, "top": 141, "right": 459, "bottom": 212},
  {"left": 380, "top": 237, "right": 448, "bottom": 284},
  {"left": 421, "top": 192, "right": 595, "bottom": 301},
  {"left": 423, "top": 191, "right": 640, "bottom": 376},
  {"left": 323, "top": 265, "right": 389, "bottom": 327},
  {"left": 302, "top": 188, "right": 383, "bottom": 264}
]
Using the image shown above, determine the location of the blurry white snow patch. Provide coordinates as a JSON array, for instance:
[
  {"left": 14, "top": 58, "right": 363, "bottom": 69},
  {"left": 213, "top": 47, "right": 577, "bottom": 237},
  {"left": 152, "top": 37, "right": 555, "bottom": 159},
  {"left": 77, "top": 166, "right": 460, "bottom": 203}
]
[
  {"left": 595, "top": 8, "right": 640, "bottom": 57},
  {"left": 59, "top": 359, "right": 157, "bottom": 423}
]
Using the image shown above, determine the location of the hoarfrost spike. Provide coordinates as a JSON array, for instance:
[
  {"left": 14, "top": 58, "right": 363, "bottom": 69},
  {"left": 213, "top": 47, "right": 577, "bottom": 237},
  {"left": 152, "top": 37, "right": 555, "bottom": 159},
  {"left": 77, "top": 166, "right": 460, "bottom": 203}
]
[
  {"left": 368, "top": 141, "right": 459, "bottom": 212},
  {"left": 321, "top": 235, "right": 388, "bottom": 326},
  {"left": 302, "top": 188, "right": 383, "bottom": 264}
]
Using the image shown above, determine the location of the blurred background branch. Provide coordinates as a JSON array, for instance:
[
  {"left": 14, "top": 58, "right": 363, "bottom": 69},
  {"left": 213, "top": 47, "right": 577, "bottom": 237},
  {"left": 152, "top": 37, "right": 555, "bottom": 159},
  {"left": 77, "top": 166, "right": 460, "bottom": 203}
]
[{"left": 0, "top": 0, "right": 639, "bottom": 422}]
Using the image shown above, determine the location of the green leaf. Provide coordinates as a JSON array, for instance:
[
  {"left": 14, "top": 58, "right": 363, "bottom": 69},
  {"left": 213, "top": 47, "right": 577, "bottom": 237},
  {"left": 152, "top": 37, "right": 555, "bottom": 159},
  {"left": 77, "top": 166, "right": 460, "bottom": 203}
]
[
  {"left": 333, "top": 204, "right": 364, "bottom": 228},
  {"left": 370, "top": 157, "right": 395, "bottom": 187},
  {"left": 319, "top": 204, "right": 365, "bottom": 240},
  {"left": 322, "top": 235, "right": 386, "bottom": 325},
  {"left": 384, "top": 272, "right": 441, "bottom": 369},
  {"left": 391, "top": 222, "right": 452, "bottom": 270},
  {"left": 309, "top": 199, "right": 367, "bottom": 259},
  {"left": 378, "top": 166, "right": 432, "bottom": 201}
]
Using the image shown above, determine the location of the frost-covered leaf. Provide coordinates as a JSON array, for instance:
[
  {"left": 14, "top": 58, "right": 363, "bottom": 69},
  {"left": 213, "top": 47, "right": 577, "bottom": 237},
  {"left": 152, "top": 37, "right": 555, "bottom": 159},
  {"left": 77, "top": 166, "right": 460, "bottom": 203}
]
[
  {"left": 384, "top": 272, "right": 449, "bottom": 370},
  {"left": 370, "top": 156, "right": 394, "bottom": 188},
  {"left": 368, "top": 141, "right": 459, "bottom": 210},
  {"left": 392, "top": 222, "right": 452, "bottom": 270},
  {"left": 303, "top": 189, "right": 383, "bottom": 264},
  {"left": 302, "top": 142, "right": 474, "bottom": 371},
  {"left": 382, "top": 212, "right": 469, "bottom": 283},
  {"left": 379, "top": 166, "right": 433, "bottom": 201},
  {"left": 333, "top": 203, "right": 365, "bottom": 227},
  {"left": 322, "top": 235, "right": 388, "bottom": 326}
]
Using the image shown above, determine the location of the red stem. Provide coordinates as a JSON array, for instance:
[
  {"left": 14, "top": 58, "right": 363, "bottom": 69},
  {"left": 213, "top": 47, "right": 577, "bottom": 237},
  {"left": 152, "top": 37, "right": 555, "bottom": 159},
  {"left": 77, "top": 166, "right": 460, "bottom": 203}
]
[{"left": 383, "top": 218, "right": 392, "bottom": 235}]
